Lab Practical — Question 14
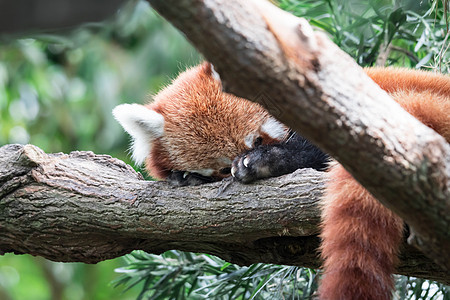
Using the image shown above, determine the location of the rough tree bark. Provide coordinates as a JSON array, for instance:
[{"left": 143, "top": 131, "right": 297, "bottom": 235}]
[
  {"left": 146, "top": 0, "right": 450, "bottom": 271},
  {"left": 0, "top": 144, "right": 448, "bottom": 284}
]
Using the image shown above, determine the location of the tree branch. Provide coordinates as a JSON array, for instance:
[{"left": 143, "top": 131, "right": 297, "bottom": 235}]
[
  {"left": 0, "top": 144, "right": 448, "bottom": 284},
  {"left": 0, "top": 0, "right": 125, "bottom": 35},
  {"left": 146, "top": 0, "right": 450, "bottom": 271}
]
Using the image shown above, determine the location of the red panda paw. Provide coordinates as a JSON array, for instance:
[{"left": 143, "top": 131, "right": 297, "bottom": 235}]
[
  {"left": 166, "top": 171, "right": 216, "bottom": 187},
  {"left": 231, "top": 154, "right": 255, "bottom": 183},
  {"left": 231, "top": 148, "right": 271, "bottom": 183},
  {"left": 231, "top": 136, "right": 328, "bottom": 183}
]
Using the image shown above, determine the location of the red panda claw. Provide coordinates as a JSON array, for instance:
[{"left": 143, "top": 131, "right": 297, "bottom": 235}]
[{"left": 243, "top": 156, "right": 250, "bottom": 168}]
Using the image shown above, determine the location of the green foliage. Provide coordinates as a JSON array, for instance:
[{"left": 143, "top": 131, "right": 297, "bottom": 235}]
[
  {"left": 0, "top": 253, "right": 139, "bottom": 300},
  {"left": 0, "top": 0, "right": 200, "bottom": 161},
  {"left": 113, "top": 251, "right": 318, "bottom": 300},
  {"left": 278, "top": 0, "right": 450, "bottom": 72},
  {"left": 114, "top": 251, "right": 450, "bottom": 300},
  {"left": 0, "top": 1, "right": 200, "bottom": 299},
  {"left": 394, "top": 275, "right": 450, "bottom": 300}
]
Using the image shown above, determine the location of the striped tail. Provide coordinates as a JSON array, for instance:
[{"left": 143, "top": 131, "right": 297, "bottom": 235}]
[{"left": 319, "top": 164, "right": 404, "bottom": 300}]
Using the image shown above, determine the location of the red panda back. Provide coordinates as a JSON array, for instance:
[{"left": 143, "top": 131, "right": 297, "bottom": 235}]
[
  {"left": 366, "top": 68, "right": 450, "bottom": 140},
  {"left": 319, "top": 69, "right": 450, "bottom": 300},
  {"left": 365, "top": 67, "right": 450, "bottom": 98}
]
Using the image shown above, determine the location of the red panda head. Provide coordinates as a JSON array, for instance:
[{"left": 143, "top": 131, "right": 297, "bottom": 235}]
[{"left": 113, "top": 62, "right": 288, "bottom": 180}]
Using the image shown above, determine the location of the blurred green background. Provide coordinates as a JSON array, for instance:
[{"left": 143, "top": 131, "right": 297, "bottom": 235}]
[
  {"left": 0, "top": 1, "right": 201, "bottom": 299},
  {"left": 0, "top": 0, "right": 448, "bottom": 299}
]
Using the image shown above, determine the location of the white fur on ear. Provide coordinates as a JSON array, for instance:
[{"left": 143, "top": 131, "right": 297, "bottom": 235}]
[
  {"left": 210, "top": 64, "right": 221, "bottom": 83},
  {"left": 112, "top": 103, "right": 164, "bottom": 165}
]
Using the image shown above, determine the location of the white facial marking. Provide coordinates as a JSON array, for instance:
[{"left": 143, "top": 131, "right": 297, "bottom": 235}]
[
  {"left": 261, "top": 118, "right": 288, "bottom": 140},
  {"left": 244, "top": 133, "right": 258, "bottom": 148},
  {"left": 210, "top": 64, "right": 221, "bottom": 82},
  {"left": 188, "top": 168, "right": 214, "bottom": 177},
  {"left": 231, "top": 166, "right": 236, "bottom": 177},
  {"left": 112, "top": 103, "right": 165, "bottom": 165}
]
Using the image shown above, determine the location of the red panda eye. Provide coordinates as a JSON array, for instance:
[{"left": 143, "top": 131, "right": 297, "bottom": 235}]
[
  {"left": 253, "top": 136, "right": 263, "bottom": 147},
  {"left": 219, "top": 167, "right": 232, "bottom": 175}
]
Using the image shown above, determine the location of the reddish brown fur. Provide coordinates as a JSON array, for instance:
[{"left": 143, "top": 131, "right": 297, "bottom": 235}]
[
  {"left": 365, "top": 67, "right": 450, "bottom": 98},
  {"left": 320, "top": 165, "right": 404, "bottom": 300},
  {"left": 141, "top": 64, "right": 449, "bottom": 299},
  {"left": 146, "top": 139, "right": 174, "bottom": 179},
  {"left": 319, "top": 68, "right": 450, "bottom": 300},
  {"left": 145, "top": 63, "right": 287, "bottom": 179}
]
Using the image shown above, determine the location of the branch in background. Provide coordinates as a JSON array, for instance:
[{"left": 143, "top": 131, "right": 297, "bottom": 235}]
[
  {"left": 147, "top": 0, "right": 450, "bottom": 271},
  {"left": 376, "top": 44, "right": 419, "bottom": 67},
  {"left": 0, "top": 144, "right": 448, "bottom": 284},
  {"left": 375, "top": 43, "right": 392, "bottom": 67},
  {"left": 0, "top": 0, "right": 125, "bottom": 35}
]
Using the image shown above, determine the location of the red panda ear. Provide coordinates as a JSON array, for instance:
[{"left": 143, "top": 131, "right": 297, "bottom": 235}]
[
  {"left": 202, "top": 62, "right": 221, "bottom": 83},
  {"left": 112, "top": 103, "right": 164, "bottom": 165}
]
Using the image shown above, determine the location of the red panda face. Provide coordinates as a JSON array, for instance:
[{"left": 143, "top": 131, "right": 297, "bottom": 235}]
[{"left": 113, "top": 63, "right": 288, "bottom": 180}]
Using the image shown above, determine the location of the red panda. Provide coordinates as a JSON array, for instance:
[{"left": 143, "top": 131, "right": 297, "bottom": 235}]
[
  {"left": 113, "top": 63, "right": 450, "bottom": 299},
  {"left": 319, "top": 68, "right": 450, "bottom": 300},
  {"left": 113, "top": 62, "right": 327, "bottom": 186}
]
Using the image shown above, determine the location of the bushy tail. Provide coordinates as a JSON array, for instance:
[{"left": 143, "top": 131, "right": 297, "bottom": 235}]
[{"left": 319, "top": 164, "right": 404, "bottom": 300}]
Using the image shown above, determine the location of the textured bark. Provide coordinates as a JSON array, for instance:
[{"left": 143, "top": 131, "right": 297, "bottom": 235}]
[
  {"left": 147, "top": 0, "right": 450, "bottom": 271},
  {"left": 0, "top": 144, "right": 448, "bottom": 284}
]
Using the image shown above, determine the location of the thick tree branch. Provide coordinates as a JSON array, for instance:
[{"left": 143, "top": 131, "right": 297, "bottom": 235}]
[
  {"left": 0, "top": 144, "right": 448, "bottom": 284},
  {"left": 146, "top": 0, "right": 450, "bottom": 270}
]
